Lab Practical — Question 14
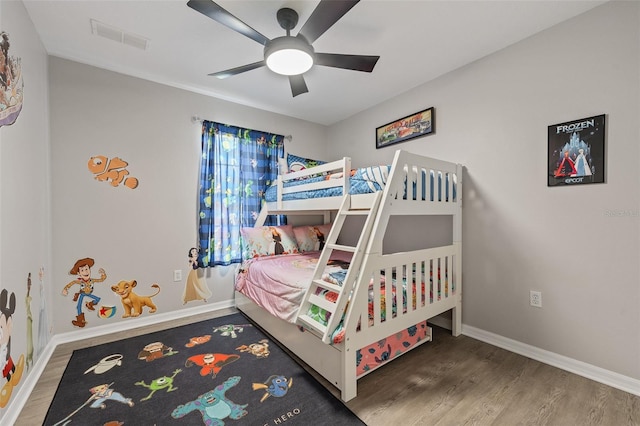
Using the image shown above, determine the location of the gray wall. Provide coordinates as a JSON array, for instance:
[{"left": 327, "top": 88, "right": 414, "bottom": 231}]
[
  {"left": 49, "top": 58, "right": 327, "bottom": 333},
  {"left": 327, "top": 1, "right": 639, "bottom": 381},
  {"left": 0, "top": 0, "right": 51, "bottom": 421}
]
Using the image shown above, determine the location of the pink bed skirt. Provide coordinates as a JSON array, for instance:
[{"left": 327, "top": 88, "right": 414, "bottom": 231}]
[{"left": 356, "top": 320, "right": 431, "bottom": 376}]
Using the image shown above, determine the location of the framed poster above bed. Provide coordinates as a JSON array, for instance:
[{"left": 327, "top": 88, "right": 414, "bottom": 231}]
[
  {"left": 376, "top": 107, "right": 434, "bottom": 149},
  {"left": 547, "top": 114, "right": 606, "bottom": 187}
]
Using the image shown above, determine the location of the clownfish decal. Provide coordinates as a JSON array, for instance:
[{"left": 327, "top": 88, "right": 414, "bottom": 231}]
[{"left": 88, "top": 155, "right": 139, "bottom": 189}]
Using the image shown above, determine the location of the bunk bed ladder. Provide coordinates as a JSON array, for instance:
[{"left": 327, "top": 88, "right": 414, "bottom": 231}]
[{"left": 296, "top": 191, "right": 383, "bottom": 343}]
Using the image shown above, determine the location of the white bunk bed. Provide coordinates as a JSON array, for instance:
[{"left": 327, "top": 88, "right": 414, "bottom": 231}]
[{"left": 234, "top": 149, "right": 462, "bottom": 401}]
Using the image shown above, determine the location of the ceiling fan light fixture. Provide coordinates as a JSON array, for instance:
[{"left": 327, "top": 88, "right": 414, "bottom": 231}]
[{"left": 265, "top": 36, "right": 314, "bottom": 76}]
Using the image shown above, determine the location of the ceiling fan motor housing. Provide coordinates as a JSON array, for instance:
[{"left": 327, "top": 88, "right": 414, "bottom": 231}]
[{"left": 277, "top": 7, "right": 299, "bottom": 32}]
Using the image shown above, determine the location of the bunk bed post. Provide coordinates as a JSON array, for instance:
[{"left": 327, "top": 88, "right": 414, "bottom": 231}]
[
  {"left": 341, "top": 340, "right": 358, "bottom": 401},
  {"left": 255, "top": 203, "right": 269, "bottom": 227},
  {"left": 452, "top": 163, "right": 463, "bottom": 337}
]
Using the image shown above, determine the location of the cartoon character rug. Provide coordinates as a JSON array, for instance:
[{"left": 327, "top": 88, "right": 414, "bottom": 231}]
[{"left": 43, "top": 312, "right": 365, "bottom": 425}]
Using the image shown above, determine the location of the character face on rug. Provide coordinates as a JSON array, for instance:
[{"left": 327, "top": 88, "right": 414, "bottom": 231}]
[
  {"left": 185, "top": 335, "right": 211, "bottom": 348},
  {"left": 137, "top": 341, "right": 177, "bottom": 362},
  {"left": 0, "top": 289, "right": 24, "bottom": 408},
  {"left": 236, "top": 339, "right": 270, "bottom": 358},
  {"left": 88, "top": 383, "right": 134, "bottom": 409},
  {"left": 212, "top": 323, "right": 247, "bottom": 338},
  {"left": 252, "top": 375, "right": 293, "bottom": 402},
  {"left": 110, "top": 280, "right": 160, "bottom": 318},
  {"left": 171, "top": 375, "right": 248, "bottom": 425},
  {"left": 135, "top": 368, "right": 181, "bottom": 401},
  {"left": 84, "top": 353, "right": 123, "bottom": 374},
  {"left": 185, "top": 353, "right": 240, "bottom": 378}
]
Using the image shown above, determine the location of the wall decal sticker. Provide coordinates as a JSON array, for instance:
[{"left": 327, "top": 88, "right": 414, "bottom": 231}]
[
  {"left": 0, "top": 289, "right": 25, "bottom": 408},
  {"left": 0, "top": 32, "right": 24, "bottom": 128},
  {"left": 182, "top": 247, "right": 211, "bottom": 304},
  {"left": 36, "top": 267, "right": 50, "bottom": 359},
  {"left": 97, "top": 304, "right": 117, "bottom": 319},
  {"left": 61, "top": 258, "right": 107, "bottom": 328},
  {"left": 25, "top": 273, "right": 34, "bottom": 372},
  {"left": 88, "top": 155, "right": 139, "bottom": 189},
  {"left": 110, "top": 280, "right": 159, "bottom": 318}
]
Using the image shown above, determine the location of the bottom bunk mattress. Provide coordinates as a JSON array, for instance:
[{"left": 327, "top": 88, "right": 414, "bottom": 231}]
[
  {"left": 235, "top": 251, "right": 353, "bottom": 323},
  {"left": 235, "top": 251, "right": 434, "bottom": 376}
]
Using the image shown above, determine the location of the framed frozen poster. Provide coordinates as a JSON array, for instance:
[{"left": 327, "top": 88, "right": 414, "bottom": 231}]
[{"left": 547, "top": 114, "right": 606, "bottom": 187}]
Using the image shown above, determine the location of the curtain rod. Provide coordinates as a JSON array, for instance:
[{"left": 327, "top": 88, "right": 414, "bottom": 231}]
[{"left": 191, "top": 115, "right": 292, "bottom": 142}]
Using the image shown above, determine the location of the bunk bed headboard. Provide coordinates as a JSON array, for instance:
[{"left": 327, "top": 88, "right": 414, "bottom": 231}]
[{"left": 366, "top": 150, "right": 462, "bottom": 254}]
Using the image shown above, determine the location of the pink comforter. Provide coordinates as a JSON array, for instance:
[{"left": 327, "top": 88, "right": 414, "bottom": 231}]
[{"left": 235, "top": 251, "right": 353, "bottom": 323}]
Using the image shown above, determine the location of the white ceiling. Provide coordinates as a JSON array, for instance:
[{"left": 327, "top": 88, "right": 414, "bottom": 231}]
[{"left": 22, "top": 0, "right": 606, "bottom": 126}]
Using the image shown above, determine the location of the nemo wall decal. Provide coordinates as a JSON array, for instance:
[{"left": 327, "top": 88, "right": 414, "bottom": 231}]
[
  {"left": 0, "top": 32, "right": 24, "bottom": 128},
  {"left": 88, "top": 156, "right": 139, "bottom": 189}
]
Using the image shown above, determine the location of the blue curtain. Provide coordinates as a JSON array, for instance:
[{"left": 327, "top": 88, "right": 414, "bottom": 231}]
[{"left": 198, "top": 121, "right": 285, "bottom": 266}]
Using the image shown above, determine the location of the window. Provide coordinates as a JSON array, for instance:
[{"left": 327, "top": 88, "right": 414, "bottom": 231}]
[{"left": 198, "top": 121, "right": 285, "bottom": 266}]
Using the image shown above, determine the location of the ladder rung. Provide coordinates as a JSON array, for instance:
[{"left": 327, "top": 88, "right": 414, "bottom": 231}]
[
  {"left": 312, "top": 279, "right": 342, "bottom": 293},
  {"left": 327, "top": 243, "right": 356, "bottom": 252},
  {"left": 297, "top": 314, "right": 328, "bottom": 334},
  {"left": 309, "top": 294, "right": 337, "bottom": 313},
  {"left": 341, "top": 209, "right": 370, "bottom": 216}
]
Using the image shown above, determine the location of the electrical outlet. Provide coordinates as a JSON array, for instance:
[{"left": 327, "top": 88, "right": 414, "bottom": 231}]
[
  {"left": 173, "top": 269, "right": 182, "bottom": 282},
  {"left": 530, "top": 290, "right": 542, "bottom": 307}
]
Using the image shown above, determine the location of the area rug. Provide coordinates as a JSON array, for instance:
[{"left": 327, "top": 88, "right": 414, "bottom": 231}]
[{"left": 44, "top": 312, "right": 365, "bottom": 425}]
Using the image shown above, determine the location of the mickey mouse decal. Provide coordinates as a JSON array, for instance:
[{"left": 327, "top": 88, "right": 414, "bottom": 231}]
[{"left": 0, "top": 289, "right": 25, "bottom": 408}]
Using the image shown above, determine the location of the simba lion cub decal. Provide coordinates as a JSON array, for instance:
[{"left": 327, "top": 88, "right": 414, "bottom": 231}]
[{"left": 111, "top": 280, "right": 160, "bottom": 318}]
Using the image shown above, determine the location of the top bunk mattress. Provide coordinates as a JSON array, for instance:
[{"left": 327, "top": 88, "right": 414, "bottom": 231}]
[
  {"left": 265, "top": 164, "right": 456, "bottom": 203},
  {"left": 264, "top": 166, "right": 390, "bottom": 202}
]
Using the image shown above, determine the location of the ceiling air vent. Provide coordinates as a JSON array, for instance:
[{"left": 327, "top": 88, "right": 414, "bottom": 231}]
[{"left": 90, "top": 19, "right": 149, "bottom": 51}]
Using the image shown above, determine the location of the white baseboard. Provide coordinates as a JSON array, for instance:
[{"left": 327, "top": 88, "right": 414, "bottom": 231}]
[
  {"left": 462, "top": 324, "right": 640, "bottom": 398},
  {"left": 3, "top": 300, "right": 235, "bottom": 426}
]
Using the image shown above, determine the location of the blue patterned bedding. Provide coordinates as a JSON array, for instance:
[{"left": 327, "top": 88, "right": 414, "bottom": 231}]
[
  {"left": 264, "top": 165, "right": 456, "bottom": 202},
  {"left": 264, "top": 166, "right": 390, "bottom": 202}
]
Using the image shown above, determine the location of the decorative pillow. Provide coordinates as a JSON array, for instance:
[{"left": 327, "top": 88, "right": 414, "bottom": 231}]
[
  {"left": 241, "top": 225, "right": 299, "bottom": 259},
  {"left": 287, "top": 153, "right": 326, "bottom": 173},
  {"left": 293, "top": 224, "right": 333, "bottom": 252}
]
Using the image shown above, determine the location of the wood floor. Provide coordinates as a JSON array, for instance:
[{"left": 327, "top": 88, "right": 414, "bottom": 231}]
[{"left": 17, "top": 309, "right": 640, "bottom": 426}]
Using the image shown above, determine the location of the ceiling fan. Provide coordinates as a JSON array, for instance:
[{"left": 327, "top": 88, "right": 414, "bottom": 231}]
[{"left": 186, "top": 0, "right": 380, "bottom": 97}]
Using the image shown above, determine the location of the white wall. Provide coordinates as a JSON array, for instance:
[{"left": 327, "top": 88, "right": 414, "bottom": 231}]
[
  {"left": 0, "top": 0, "right": 51, "bottom": 421},
  {"left": 48, "top": 57, "right": 324, "bottom": 334},
  {"left": 327, "top": 1, "right": 639, "bottom": 381}
]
